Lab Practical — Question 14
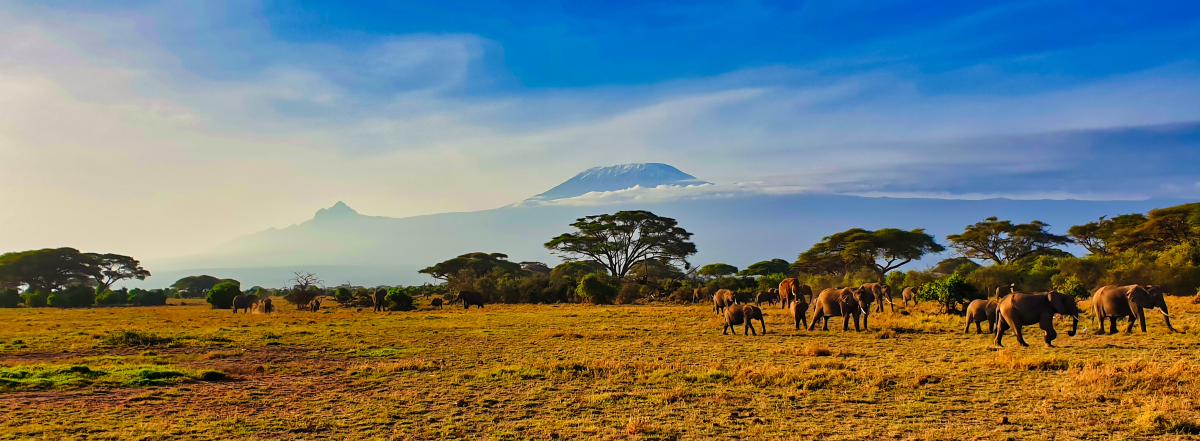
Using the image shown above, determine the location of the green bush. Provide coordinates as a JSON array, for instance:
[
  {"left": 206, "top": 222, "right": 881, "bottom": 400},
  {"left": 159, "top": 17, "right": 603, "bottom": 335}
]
[
  {"left": 885, "top": 271, "right": 906, "bottom": 291},
  {"left": 917, "top": 275, "right": 982, "bottom": 314},
  {"left": 205, "top": 281, "right": 242, "bottom": 309},
  {"left": 47, "top": 285, "right": 95, "bottom": 308},
  {"left": 385, "top": 287, "right": 415, "bottom": 311},
  {"left": 128, "top": 289, "right": 168, "bottom": 306},
  {"left": 96, "top": 288, "right": 128, "bottom": 306},
  {"left": 0, "top": 289, "right": 20, "bottom": 308},
  {"left": 577, "top": 274, "right": 616, "bottom": 305},
  {"left": 21, "top": 290, "right": 48, "bottom": 308},
  {"left": 756, "top": 273, "right": 787, "bottom": 293},
  {"left": 1053, "top": 275, "right": 1090, "bottom": 299}
]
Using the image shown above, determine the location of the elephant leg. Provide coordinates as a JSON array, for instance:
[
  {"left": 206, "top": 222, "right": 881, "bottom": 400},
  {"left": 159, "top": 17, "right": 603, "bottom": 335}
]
[
  {"left": 723, "top": 320, "right": 730, "bottom": 335},
  {"left": 1138, "top": 308, "right": 1147, "bottom": 333},
  {"left": 821, "top": 316, "right": 830, "bottom": 331},
  {"left": 760, "top": 318, "right": 766, "bottom": 335},
  {"left": 1040, "top": 315, "right": 1058, "bottom": 347},
  {"left": 965, "top": 319, "right": 972, "bottom": 334},
  {"left": 995, "top": 316, "right": 1009, "bottom": 347},
  {"left": 746, "top": 321, "right": 756, "bottom": 336},
  {"left": 842, "top": 315, "right": 851, "bottom": 331},
  {"left": 861, "top": 313, "right": 868, "bottom": 331},
  {"left": 1110, "top": 317, "right": 1120, "bottom": 334},
  {"left": 987, "top": 320, "right": 994, "bottom": 334},
  {"left": 1012, "top": 320, "right": 1030, "bottom": 347},
  {"left": 1125, "top": 315, "right": 1135, "bottom": 334}
]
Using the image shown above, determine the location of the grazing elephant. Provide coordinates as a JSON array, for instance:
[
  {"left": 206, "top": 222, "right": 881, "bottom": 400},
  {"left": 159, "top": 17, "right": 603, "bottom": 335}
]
[
  {"left": 430, "top": 298, "right": 444, "bottom": 309},
  {"left": 232, "top": 294, "right": 258, "bottom": 313},
  {"left": 712, "top": 289, "right": 739, "bottom": 314},
  {"left": 902, "top": 286, "right": 918, "bottom": 306},
  {"left": 964, "top": 299, "right": 998, "bottom": 334},
  {"left": 778, "top": 278, "right": 813, "bottom": 309},
  {"left": 372, "top": 289, "right": 387, "bottom": 312},
  {"left": 722, "top": 304, "right": 766, "bottom": 336},
  {"left": 1092, "top": 285, "right": 1176, "bottom": 334},
  {"left": 256, "top": 298, "right": 274, "bottom": 314},
  {"left": 756, "top": 291, "right": 776, "bottom": 307},
  {"left": 789, "top": 293, "right": 810, "bottom": 330},
  {"left": 860, "top": 283, "right": 895, "bottom": 313},
  {"left": 809, "top": 287, "right": 874, "bottom": 331},
  {"left": 995, "top": 291, "right": 1081, "bottom": 347},
  {"left": 450, "top": 290, "right": 485, "bottom": 309}
]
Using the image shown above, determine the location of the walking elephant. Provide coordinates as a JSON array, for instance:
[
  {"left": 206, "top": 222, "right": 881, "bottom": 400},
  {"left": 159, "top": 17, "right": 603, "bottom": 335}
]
[
  {"left": 789, "top": 293, "right": 809, "bottom": 330},
  {"left": 756, "top": 291, "right": 776, "bottom": 307},
  {"left": 808, "top": 287, "right": 874, "bottom": 331},
  {"left": 778, "top": 278, "right": 812, "bottom": 309},
  {"left": 256, "top": 298, "right": 274, "bottom": 314},
  {"left": 994, "top": 291, "right": 1081, "bottom": 347},
  {"left": 1092, "top": 284, "right": 1176, "bottom": 334},
  {"left": 713, "top": 289, "right": 738, "bottom": 314},
  {"left": 860, "top": 283, "right": 895, "bottom": 313},
  {"left": 902, "top": 286, "right": 918, "bottom": 306},
  {"left": 232, "top": 294, "right": 258, "bottom": 313},
  {"left": 450, "top": 290, "right": 485, "bottom": 309},
  {"left": 964, "top": 299, "right": 998, "bottom": 334},
  {"left": 371, "top": 289, "right": 387, "bottom": 312},
  {"left": 722, "top": 304, "right": 766, "bottom": 336}
]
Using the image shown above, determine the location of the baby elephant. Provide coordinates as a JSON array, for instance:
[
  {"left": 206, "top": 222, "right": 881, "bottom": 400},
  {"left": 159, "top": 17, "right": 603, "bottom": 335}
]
[
  {"left": 723, "top": 304, "right": 766, "bottom": 336},
  {"left": 756, "top": 291, "right": 776, "bottom": 307},
  {"left": 430, "top": 298, "right": 443, "bottom": 309},
  {"left": 964, "top": 299, "right": 998, "bottom": 334}
]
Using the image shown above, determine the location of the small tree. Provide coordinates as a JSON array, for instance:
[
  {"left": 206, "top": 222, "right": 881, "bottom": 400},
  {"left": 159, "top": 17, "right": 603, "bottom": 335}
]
[
  {"left": 1053, "top": 275, "right": 1089, "bottom": 299},
  {"left": 385, "top": 287, "right": 416, "bottom": 311},
  {"left": 85, "top": 253, "right": 151, "bottom": 295},
  {"left": 740, "top": 259, "right": 791, "bottom": 276},
  {"left": 576, "top": 274, "right": 616, "bottom": 304},
  {"left": 21, "top": 290, "right": 49, "bottom": 308},
  {"left": 917, "top": 275, "right": 982, "bottom": 313},
  {"left": 206, "top": 281, "right": 242, "bottom": 309},
  {"left": 47, "top": 285, "right": 96, "bottom": 308},
  {"left": 96, "top": 288, "right": 128, "bottom": 306}
]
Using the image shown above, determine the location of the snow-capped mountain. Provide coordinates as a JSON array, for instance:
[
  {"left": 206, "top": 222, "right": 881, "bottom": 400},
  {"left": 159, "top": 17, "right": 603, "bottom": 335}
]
[{"left": 529, "top": 163, "right": 709, "bottom": 201}]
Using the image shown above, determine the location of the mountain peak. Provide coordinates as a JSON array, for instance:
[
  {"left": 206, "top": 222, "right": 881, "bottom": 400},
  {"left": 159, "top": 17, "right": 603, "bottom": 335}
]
[
  {"left": 530, "top": 163, "right": 709, "bottom": 201},
  {"left": 313, "top": 201, "right": 359, "bottom": 221}
]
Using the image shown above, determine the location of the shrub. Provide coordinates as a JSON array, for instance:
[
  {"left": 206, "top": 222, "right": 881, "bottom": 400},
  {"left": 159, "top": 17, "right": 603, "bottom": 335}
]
[
  {"left": 128, "top": 289, "right": 168, "bottom": 306},
  {"left": 205, "top": 281, "right": 242, "bottom": 310},
  {"left": 616, "top": 284, "right": 645, "bottom": 305},
  {"left": 1053, "top": 275, "right": 1090, "bottom": 299},
  {"left": 0, "top": 289, "right": 20, "bottom": 308},
  {"left": 577, "top": 274, "right": 616, "bottom": 304},
  {"left": 21, "top": 290, "right": 49, "bottom": 308},
  {"left": 96, "top": 289, "right": 128, "bottom": 306},
  {"left": 47, "top": 285, "right": 96, "bottom": 308},
  {"left": 385, "top": 287, "right": 415, "bottom": 311},
  {"left": 100, "top": 330, "right": 174, "bottom": 347},
  {"left": 918, "top": 275, "right": 982, "bottom": 313},
  {"left": 756, "top": 273, "right": 788, "bottom": 293}
]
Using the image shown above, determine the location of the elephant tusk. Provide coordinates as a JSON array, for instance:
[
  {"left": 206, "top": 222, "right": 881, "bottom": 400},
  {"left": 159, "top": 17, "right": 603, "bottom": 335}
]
[{"left": 1158, "top": 309, "right": 1172, "bottom": 318}]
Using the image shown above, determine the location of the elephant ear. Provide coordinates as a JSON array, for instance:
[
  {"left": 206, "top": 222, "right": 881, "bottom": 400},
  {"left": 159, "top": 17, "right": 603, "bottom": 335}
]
[
  {"left": 1048, "top": 291, "right": 1077, "bottom": 315},
  {"left": 1128, "top": 286, "right": 1154, "bottom": 308}
]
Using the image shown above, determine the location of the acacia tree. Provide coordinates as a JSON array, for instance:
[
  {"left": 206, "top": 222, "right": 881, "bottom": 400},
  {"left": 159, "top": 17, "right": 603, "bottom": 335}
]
[
  {"left": 697, "top": 263, "right": 738, "bottom": 278},
  {"left": 1067, "top": 214, "right": 1149, "bottom": 255},
  {"left": 545, "top": 210, "right": 697, "bottom": 279},
  {"left": 85, "top": 253, "right": 151, "bottom": 294},
  {"left": 946, "top": 217, "right": 1071, "bottom": 265},
  {"left": 0, "top": 248, "right": 96, "bottom": 293},
  {"left": 793, "top": 228, "right": 944, "bottom": 281},
  {"left": 419, "top": 253, "right": 525, "bottom": 280},
  {"left": 739, "top": 259, "right": 790, "bottom": 276}
]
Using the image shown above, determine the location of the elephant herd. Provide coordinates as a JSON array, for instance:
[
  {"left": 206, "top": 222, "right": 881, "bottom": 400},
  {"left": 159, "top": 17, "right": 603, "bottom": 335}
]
[{"left": 715, "top": 279, "right": 1177, "bottom": 348}]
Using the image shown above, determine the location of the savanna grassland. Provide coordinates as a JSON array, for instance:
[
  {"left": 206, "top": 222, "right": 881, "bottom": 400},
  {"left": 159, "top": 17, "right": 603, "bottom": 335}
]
[{"left": 2, "top": 298, "right": 1199, "bottom": 440}]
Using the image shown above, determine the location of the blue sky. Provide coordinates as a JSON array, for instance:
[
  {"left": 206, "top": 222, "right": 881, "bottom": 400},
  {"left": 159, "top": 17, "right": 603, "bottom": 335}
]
[{"left": 2, "top": 0, "right": 1200, "bottom": 257}]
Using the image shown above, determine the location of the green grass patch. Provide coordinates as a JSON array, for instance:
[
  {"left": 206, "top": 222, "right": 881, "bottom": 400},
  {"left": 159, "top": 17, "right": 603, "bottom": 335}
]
[
  {"left": 0, "top": 363, "right": 224, "bottom": 392},
  {"left": 99, "top": 330, "right": 175, "bottom": 347}
]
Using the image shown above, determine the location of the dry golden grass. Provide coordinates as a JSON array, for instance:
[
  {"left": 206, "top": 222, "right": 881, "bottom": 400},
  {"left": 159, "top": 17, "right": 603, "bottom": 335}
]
[{"left": 0, "top": 297, "right": 1198, "bottom": 439}]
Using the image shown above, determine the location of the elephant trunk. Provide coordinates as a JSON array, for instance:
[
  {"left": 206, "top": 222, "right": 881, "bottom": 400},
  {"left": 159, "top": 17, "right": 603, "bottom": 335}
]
[
  {"left": 1158, "top": 300, "right": 1177, "bottom": 332},
  {"left": 1067, "top": 314, "right": 1078, "bottom": 337}
]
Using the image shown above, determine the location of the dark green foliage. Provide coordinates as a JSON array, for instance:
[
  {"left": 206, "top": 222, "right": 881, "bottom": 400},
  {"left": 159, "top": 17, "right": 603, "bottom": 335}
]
[
  {"left": 550, "top": 261, "right": 608, "bottom": 279},
  {"left": 756, "top": 273, "right": 787, "bottom": 292},
  {"left": 47, "top": 285, "right": 96, "bottom": 308},
  {"left": 793, "top": 228, "right": 943, "bottom": 281},
  {"left": 0, "top": 289, "right": 20, "bottom": 308},
  {"left": 947, "top": 217, "right": 1072, "bottom": 265},
  {"left": 885, "top": 271, "right": 906, "bottom": 291},
  {"left": 546, "top": 210, "right": 697, "bottom": 278},
  {"left": 0, "top": 248, "right": 94, "bottom": 293},
  {"left": 577, "top": 274, "right": 616, "bottom": 304},
  {"left": 740, "top": 259, "right": 791, "bottom": 276},
  {"left": 933, "top": 257, "right": 980, "bottom": 276},
  {"left": 21, "top": 290, "right": 48, "bottom": 308},
  {"left": 172, "top": 275, "right": 224, "bottom": 298},
  {"left": 419, "top": 252, "right": 526, "bottom": 281},
  {"left": 385, "top": 287, "right": 415, "bottom": 311},
  {"left": 1054, "top": 276, "right": 1089, "bottom": 299},
  {"left": 100, "top": 330, "right": 174, "bottom": 347},
  {"left": 205, "top": 281, "right": 241, "bottom": 310},
  {"left": 128, "top": 288, "right": 167, "bottom": 306},
  {"left": 917, "top": 275, "right": 983, "bottom": 313},
  {"left": 333, "top": 286, "right": 355, "bottom": 304},
  {"left": 698, "top": 263, "right": 738, "bottom": 277},
  {"left": 96, "top": 289, "right": 128, "bottom": 306}
]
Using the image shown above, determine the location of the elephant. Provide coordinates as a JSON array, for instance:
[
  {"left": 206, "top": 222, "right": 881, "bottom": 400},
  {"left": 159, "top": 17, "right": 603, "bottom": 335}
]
[
  {"left": 996, "top": 283, "right": 1017, "bottom": 298},
  {"left": 789, "top": 292, "right": 810, "bottom": 330},
  {"left": 722, "top": 304, "right": 766, "bottom": 336},
  {"left": 964, "top": 299, "right": 998, "bottom": 334},
  {"left": 994, "top": 291, "right": 1081, "bottom": 347},
  {"left": 808, "top": 287, "right": 874, "bottom": 331},
  {"left": 860, "top": 283, "right": 895, "bottom": 313},
  {"left": 372, "top": 289, "right": 387, "bottom": 312},
  {"left": 756, "top": 291, "right": 777, "bottom": 307},
  {"left": 778, "top": 278, "right": 813, "bottom": 309},
  {"left": 232, "top": 294, "right": 258, "bottom": 313},
  {"left": 450, "top": 290, "right": 485, "bottom": 309},
  {"left": 256, "top": 298, "right": 274, "bottom": 314},
  {"left": 902, "top": 286, "right": 918, "bottom": 306},
  {"left": 309, "top": 298, "right": 322, "bottom": 312},
  {"left": 1092, "top": 284, "right": 1176, "bottom": 334},
  {"left": 713, "top": 289, "right": 738, "bottom": 314},
  {"left": 430, "top": 298, "right": 444, "bottom": 310}
]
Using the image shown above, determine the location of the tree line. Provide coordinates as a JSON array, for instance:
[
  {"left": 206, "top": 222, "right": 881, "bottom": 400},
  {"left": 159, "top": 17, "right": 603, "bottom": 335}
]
[{"left": 2, "top": 203, "right": 1197, "bottom": 310}]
